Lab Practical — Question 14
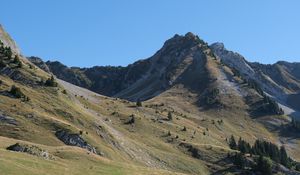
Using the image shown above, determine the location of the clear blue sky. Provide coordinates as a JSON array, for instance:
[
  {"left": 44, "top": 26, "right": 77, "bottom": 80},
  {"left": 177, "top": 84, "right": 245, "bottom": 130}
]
[{"left": 1, "top": 0, "right": 299, "bottom": 67}]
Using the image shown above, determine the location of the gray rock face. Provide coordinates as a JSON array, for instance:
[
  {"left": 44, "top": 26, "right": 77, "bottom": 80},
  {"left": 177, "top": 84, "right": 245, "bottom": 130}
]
[
  {"left": 210, "top": 42, "right": 300, "bottom": 117},
  {"left": 210, "top": 42, "right": 300, "bottom": 98},
  {"left": 55, "top": 130, "right": 98, "bottom": 154},
  {"left": 0, "top": 66, "right": 40, "bottom": 86},
  {"left": 27, "top": 56, "right": 51, "bottom": 73},
  {"left": 0, "top": 112, "right": 17, "bottom": 125},
  {"left": 210, "top": 42, "right": 255, "bottom": 76},
  {"left": 7, "top": 143, "right": 53, "bottom": 160}
]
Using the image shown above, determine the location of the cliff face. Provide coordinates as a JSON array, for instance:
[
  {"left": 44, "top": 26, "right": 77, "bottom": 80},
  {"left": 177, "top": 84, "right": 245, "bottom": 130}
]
[{"left": 210, "top": 42, "right": 300, "bottom": 118}]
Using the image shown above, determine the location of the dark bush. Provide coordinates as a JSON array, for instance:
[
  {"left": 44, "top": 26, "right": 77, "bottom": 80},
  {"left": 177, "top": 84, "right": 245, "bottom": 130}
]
[
  {"left": 45, "top": 76, "right": 58, "bottom": 87},
  {"left": 167, "top": 112, "right": 172, "bottom": 121},
  {"left": 205, "top": 88, "right": 220, "bottom": 106},
  {"left": 136, "top": 99, "right": 142, "bottom": 107},
  {"left": 229, "top": 135, "right": 237, "bottom": 150},
  {"left": 233, "top": 153, "right": 246, "bottom": 169},
  {"left": 13, "top": 55, "right": 22, "bottom": 68},
  {"left": 254, "top": 156, "right": 273, "bottom": 175},
  {"left": 10, "top": 85, "right": 24, "bottom": 98},
  {"left": 0, "top": 60, "right": 6, "bottom": 67},
  {"left": 291, "top": 117, "right": 300, "bottom": 131},
  {"left": 125, "top": 114, "right": 135, "bottom": 124}
]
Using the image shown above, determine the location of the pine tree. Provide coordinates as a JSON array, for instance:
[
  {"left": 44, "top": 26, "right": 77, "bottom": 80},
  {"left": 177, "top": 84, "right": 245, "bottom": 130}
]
[
  {"left": 136, "top": 99, "right": 142, "bottom": 107},
  {"left": 269, "top": 143, "right": 280, "bottom": 163},
  {"left": 167, "top": 112, "right": 172, "bottom": 121},
  {"left": 238, "top": 138, "right": 245, "bottom": 153},
  {"left": 229, "top": 135, "right": 237, "bottom": 150},
  {"left": 291, "top": 117, "right": 300, "bottom": 130},
  {"left": 10, "top": 85, "right": 24, "bottom": 98},
  {"left": 280, "top": 146, "right": 289, "bottom": 167},
  {"left": 45, "top": 75, "right": 58, "bottom": 87},
  {"left": 255, "top": 156, "right": 272, "bottom": 175},
  {"left": 233, "top": 153, "right": 246, "bottom": 169}
]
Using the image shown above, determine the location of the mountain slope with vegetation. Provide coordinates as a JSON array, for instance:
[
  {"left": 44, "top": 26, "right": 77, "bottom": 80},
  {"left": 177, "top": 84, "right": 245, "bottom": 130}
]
[{"left": 1, "top": 25, "right": 300, "bottom": 174}]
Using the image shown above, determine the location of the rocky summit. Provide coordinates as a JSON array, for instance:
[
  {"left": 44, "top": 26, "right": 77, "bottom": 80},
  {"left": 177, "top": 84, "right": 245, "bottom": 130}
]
[{"left": 1, "top": 24, "right": 300, "bottom": 175}]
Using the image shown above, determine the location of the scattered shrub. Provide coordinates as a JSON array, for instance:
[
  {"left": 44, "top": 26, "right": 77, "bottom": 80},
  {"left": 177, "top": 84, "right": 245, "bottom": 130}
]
[
  {"left": 0, "top": 60, "right": 6, "bottom": 67},
  {"left": 136, "top": 99, "right": 142, "bottom": 107},
  {"left": 13, "top": 55, "right": 22, "bottom": 68},
  {"left": 229, "top": 135, "right": 237, "bottom": 150},
  {"left": 291, "top": 117, "right": 300, "bottom": 131},
  {"left": 125, "top": 114, "right": 135, "bottom": 124},
  {"left": 205, "top": 88, "right": 220, "bottom": 106},
  {"left": 167, "top": 112, "right": 173, "bottom": 121},
  {"left": 45, "top": 76, "right": 58, "bottom": 87},
  {"left": 10, "top": 85, "right": 25, "bottom": 98}
]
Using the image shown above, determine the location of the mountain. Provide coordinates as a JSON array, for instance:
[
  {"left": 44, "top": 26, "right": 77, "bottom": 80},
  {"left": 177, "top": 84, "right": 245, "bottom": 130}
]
[
  {"left": 38, "top": 33, "right": 300, "bottom": 117},
  {"left": 210, "top": 42, "right": 300, "bottom": 97},
  {"left": 211, "top": 43, "right": 300, "bottom": 117},
  {"left": 37, "top": 33, "right": 210, "bottom": 101},
  {"left": 1, "top": 25, "right": 300, "bottom": 175}
]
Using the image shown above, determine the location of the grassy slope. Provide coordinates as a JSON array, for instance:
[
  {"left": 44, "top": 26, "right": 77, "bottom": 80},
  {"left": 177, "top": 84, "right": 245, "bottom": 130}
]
[
  {"left": 0, "top": 61, "right": 209, "bottom": 174},
  {"left": 0, "top": 54, "right": 299, "bottom": 175},
  {"left": 0, "top": 137, "right": 182, "bottom": 175}
]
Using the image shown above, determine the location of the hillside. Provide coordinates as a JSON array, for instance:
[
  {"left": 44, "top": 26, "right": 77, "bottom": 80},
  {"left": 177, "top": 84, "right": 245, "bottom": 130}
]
[
  {"left": 36, "top": 35, "right": 300, "bottom": 119},
  {"left": 211, "top": 43, "right": 300, "bottom": 118},
  {"left": 1, "top": 25, "right": 300, "bottom": 175}
]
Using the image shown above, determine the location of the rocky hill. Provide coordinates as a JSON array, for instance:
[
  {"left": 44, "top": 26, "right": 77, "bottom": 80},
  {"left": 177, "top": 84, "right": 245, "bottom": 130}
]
[
  {"left": 1, "top": 25, "right": 300, "bottom": 175},
  {"left": 37, "top": 33, "right": 300, "bottom": 118},
  {"left": 211, "top": 43, "right": 300, "bottom": 118}
]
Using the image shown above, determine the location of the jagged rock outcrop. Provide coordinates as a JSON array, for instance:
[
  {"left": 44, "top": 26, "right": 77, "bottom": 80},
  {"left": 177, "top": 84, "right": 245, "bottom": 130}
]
[
  {"left": 7, "top": 143, "right": 53, "bottom": 159},
  {"left": 210, "top": 42, "right": 300, "bottom": 117},
  {"left": 0, "top": 111, "right": 17, "bottom": 126},
  {"left": 210, "top": 42, "right": 300, "bottom": 98},
  {"left": 251, "top": 61, "right": 300, "bottom": 93},
  {"left": 210, "top": 42, "right": 255, "bottom": 76},
  {"left": 55, "top": 130, "right": 98, "bottom": 154},
  {"left": 27, "top": 56, "right": 51, "bottom": 73}
]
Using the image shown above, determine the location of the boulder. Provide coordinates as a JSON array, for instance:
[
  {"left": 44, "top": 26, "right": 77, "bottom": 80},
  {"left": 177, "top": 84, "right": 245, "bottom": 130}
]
[{"left": 55, "top": 130, "right": 98, "bottom": 154}]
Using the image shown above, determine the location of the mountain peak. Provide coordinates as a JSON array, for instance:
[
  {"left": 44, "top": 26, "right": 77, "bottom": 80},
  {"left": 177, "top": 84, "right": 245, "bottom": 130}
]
[
  {"left": 210, "top": 42, "right": 225, "bottom": 51},
  {"left": 162, "top": 32, "right": 206, "bottom": 54},
  {"left": 184, "top": 31, "right": 196, "bottom": 38}
]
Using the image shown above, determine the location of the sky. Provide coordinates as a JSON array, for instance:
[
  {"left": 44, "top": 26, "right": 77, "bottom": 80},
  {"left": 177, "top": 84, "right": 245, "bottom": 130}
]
[{"left": 0, "top": 0, "right": 299, "bottom": 67}]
